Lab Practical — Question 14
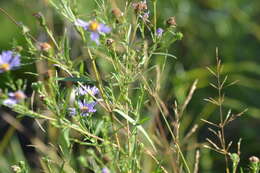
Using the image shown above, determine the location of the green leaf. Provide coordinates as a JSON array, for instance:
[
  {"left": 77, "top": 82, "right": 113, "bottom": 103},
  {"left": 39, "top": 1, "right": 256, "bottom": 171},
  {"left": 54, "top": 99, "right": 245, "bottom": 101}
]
[{"left": 113, "top": 109, "right": 157, "bottom": 152}]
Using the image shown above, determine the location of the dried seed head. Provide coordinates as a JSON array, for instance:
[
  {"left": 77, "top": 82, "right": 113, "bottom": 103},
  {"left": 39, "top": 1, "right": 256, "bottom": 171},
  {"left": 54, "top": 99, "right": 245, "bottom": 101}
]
[
  {"left": 112, "top": 8, "right": 123, "bottom": 18},
  {"left": 166, "top": 16, "right": 177, "bottom": 27},
  {"left": 38, "top": 42, "right": 51, "bottom": 51},
  {"left": 106, "top": 38, "right": 115, "bottom": 47},
  {"left": 132, "top": 1, "right": 147, "bottom": 13},
  {"left": 249, "top": 156, "right": 259, "bottom": 163}
]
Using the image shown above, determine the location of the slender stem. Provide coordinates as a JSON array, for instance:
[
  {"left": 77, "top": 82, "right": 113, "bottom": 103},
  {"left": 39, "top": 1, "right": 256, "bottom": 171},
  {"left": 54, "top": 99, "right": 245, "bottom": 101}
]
[
  {"left": 87, "top": 48, "right": 121, "bottom": 149},
  {"left": 216, "top": 58, "right": 229, "bottom": 173},
  {"left": 44, "top": 26, "right": 60, "bottom": 51},
  {"left": 153, "top": 0, "right": 157, "bottom": 36},
  {"left": 0, "top": 7, "right": 37, "bottom": 42},
  {"left": 141, "top": 75, "right": 191, "bottom": 173},
  {"left": 87, "top": 48, "right": 111, "bottom": 112}
]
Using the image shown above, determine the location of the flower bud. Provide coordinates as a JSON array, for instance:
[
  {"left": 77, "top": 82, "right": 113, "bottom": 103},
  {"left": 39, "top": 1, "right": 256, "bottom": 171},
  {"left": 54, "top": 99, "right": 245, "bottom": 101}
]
[
  {"left": 106, "top": 38, "right": 115, "bottom": 47},
  {"left": 249, "top": 156, "right": 259, "bottom": 163},
  {"left": 112, "top": 8, "right": 123, "bottom": 18},
  {"left": 33, "top": 12, "right": 46, "bottom": 26},
  {"left": 37, "top": 42, "right": 51, "bottom": 52}
]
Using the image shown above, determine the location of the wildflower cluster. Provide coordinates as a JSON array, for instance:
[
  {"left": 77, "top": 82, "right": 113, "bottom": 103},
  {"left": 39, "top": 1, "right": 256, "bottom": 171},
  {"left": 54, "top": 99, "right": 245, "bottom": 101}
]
[
  {"left": 69, "top": 85, "right": 99, "bottom": 117},
  {"left": 3, "top": 90, "right": 26, "bottom": 106},
  {"left": 0, "top": 50, "right": 26, "bottom": 106},
  {"left": 75, "top": 19, "right": 111, "bottom": 44}
]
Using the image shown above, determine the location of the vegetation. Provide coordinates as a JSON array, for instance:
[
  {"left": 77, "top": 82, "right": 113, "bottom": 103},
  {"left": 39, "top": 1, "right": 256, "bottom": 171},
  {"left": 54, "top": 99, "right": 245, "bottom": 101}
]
[{"left": 0, "top": 0, "right": 259, "bottom": 172}]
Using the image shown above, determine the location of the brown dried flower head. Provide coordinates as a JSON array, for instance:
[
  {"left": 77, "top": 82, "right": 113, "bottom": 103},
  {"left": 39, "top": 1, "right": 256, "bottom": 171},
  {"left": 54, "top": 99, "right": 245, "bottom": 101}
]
[
  {"left": 106, "top": 38, "right": 115, "bottom": 47},
  {"left": 132, "top": 1, "right": 147, "bottom": 13},
  {"left": 166, "top": 16, "right": 177, "bottom": 27},
  {"left": 38, "top": 42, "right": 51, "bottom": 52}
]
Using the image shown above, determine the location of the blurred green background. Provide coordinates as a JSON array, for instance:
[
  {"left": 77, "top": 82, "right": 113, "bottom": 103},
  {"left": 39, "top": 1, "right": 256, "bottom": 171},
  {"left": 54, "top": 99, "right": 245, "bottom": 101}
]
[{"left": 0, "top": 0, "right": 260, "bottom": 172}]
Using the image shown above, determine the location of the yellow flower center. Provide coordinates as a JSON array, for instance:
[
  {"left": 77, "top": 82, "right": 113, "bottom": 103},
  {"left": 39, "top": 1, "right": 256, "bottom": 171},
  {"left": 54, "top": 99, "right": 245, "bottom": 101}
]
[
  {"left": 89, "top": 21, "right": 100, "bottom": 32},
  {"left": 81, "top": 106, "right": 89, "bottom": 112},
  {"left": 0, "top": 63, "right": 10, "bottom": 71}
]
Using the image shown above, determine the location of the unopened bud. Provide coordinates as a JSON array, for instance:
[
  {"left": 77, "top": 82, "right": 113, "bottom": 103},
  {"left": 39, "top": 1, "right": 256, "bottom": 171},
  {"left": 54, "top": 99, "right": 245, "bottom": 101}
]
[
  {"left": 112, "top": 8, "right": 123, "bottom": 18},
  {"left": 249, "top": 156, "right": 259, "bottom": 163},
  {"left": 10, "top": 165, "right": 21, "bottom": 172},
  {"left": 37, "top": 42, "right": 51, "bottom": 52},
  {"left": 33, "top": 12, "right": 46, "bottom": 26}
]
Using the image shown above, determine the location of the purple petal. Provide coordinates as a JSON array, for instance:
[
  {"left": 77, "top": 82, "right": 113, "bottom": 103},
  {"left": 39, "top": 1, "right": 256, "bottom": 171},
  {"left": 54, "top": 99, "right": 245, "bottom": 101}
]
[
  {"left": 156, "top": 28, "right": 164, "bottom": 37},
  {"left": 1, "top": 51, "right": 13, "bottom": 63},
  {"left": 90, "top": 86, "right": 99, "bottom": 96},
  {"left": 76, "top": 85, "right": 99, "bottom": 96},
  {"left": 68, "top": 108, "right": 76, "bottom": 116},
  {"left": 86, "top": 102, "right": 97, "bottom": 113},
  {"left": 78, "top": 100, "right": 84, "bottom": 107},
  {"left": 3, "top": 98, "right": 17, "bottom": 106},
  {"left": 99, "top": 24, "right": 111, "bottom": 33},
  {"left": 102, "top": 168, "right": 110, "bottom": 173},
  {"left": 76, "top": 87, "right": 86, "bottom": 96},
  {"left": 8, "top": 92, "right": 15, "bottom": 97},
  {"left": 9, "top": 55, "right": 21, "bottom": 68},
  {"left": 90, "top": 32, "right": 100, "bottom": 44},
  {"left": 0, "top": 51, "right": 21, "bottom": 72},
  {"left": 75, "top": 19, "right": 89, "bottom": 30}
]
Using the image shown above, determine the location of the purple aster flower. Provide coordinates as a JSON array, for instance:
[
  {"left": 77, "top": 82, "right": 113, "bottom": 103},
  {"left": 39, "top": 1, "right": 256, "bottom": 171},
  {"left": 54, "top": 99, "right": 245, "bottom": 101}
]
[
  {"left": 0, "top": 51, "right": 21, "bottom": 73},
  {"left": 102, "top": 167, "right": 110, "bottom": 173},
  {"left": 75, "top": 19, "right": 111, "bottom": 44},
  {"left": 140, "top": 12, "right": 150, "bottom": 23},
  {"left": 3, "top": 90, "right": 26, "bottom": 106},
  {"left": 69, "top": 100, "right": 97, "bottom": 116},
  {"left": 76, "top": 85, "right": 99, "bottom": 96},
  {"left": 156, "top": 28, "right": 164, "bottom": 37}
]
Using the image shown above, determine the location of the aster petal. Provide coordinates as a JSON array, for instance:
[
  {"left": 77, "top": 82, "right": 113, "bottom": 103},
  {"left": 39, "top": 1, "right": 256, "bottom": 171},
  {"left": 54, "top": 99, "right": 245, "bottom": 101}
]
[
  {"left": 8, "top": 92, "right": 15, "bottom": 97},
  {"left": 99, "top": 24, "right": 111, "bottom": 33},
  {"left": 91, "top": 86, "right": 99, "bottom": 95},
  {"left": 3, "top": 98, "right": 17, "bottom": 106},
  {"left": 68, "top": 108, "right": 76, "bottom": 116},
  {"left": 76, "top": 86, "right": 86, "bottom": 96},
  {"left": 86, "top": 102, "right": 97, "bottom": 113},
  {"left": 78, "top": 100, "right": 84, "bottom": 108},
  {"left": 1, "top": 51, "right": 13, "bottom": 63},
  {"left": 156, "top": 28, "right": 164, "bottom": 37},
  {"left": 90, "top": 32, "right": 100, "bottom": 44},
  {"left": 9, "top": 54, "right": 21, "bottom": 68},
  {"left": 75, "top": 19, "right": 89, "bottom": 30},
  {"left": 102, "top": 168, "right": 110, "bottom": 173}
]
